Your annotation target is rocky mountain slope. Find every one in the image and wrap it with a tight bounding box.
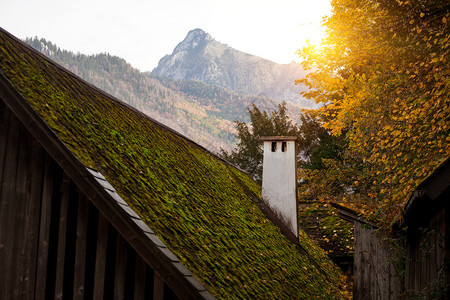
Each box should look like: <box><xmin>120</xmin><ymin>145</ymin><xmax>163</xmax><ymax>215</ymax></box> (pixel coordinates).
<box><xmin>25</xmin><ymin>37</ymin><xmax>300</xmax><ymax>152</ymax></box>
<box><xmin>152</xmin><ymin>29</ymin><xmax>309</xmax><ymax>105</ymax></box>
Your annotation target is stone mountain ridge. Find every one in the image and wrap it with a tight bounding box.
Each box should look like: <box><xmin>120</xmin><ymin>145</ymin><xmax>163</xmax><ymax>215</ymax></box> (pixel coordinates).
<box><xmin>152</xmin><ymin>28</ymin><xmax>309</xmax><ymax>105</ymax></box>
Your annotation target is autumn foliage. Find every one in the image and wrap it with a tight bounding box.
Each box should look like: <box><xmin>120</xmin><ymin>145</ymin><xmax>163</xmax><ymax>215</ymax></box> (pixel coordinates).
<box><xmin>298</xmin><ymin>0</ymin><xmax>449</xmax><ymax>228</ymax></box>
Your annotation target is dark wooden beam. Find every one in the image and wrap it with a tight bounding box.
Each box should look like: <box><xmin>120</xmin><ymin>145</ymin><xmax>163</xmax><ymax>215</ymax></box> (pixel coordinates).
<box><xmin>0</xmin><ymin>106</ymin><xmax>21</xmax><ymax>298</ymax></box>
<box><xmin>73</xmin><ymin>195</ymin><xmax>89</xmax><ymax>299</ymax></box>
<box><xmin>34</xmin><ymin>154</ymin><xmax>55</xmax><ymax>299</ymax></box>
<box><xmin>93</xmin><ymin>213</ymin><xmax>109</xmax><ymax>299</ymax></box>
<box><xmin>114</xmin><ymin>235</ymin><xmax>127</xmax><ymax>299</ymax></box>
<box><xmin>153</xmin><ymin>273</ymin><xmax>164</xmax><ymax>300</ymax></box>
<box><xmin>133</xmin><ymin>255</ymin><xmax>146</xmax><ymax>300</ymax></box>
<box><xmin>54</xmin><ymin>174</ymin><xmax>70</xmax><ymax>299</ymax></box>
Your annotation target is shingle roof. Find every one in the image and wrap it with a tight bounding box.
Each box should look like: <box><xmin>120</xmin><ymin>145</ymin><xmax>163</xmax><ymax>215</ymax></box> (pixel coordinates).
<box><xmin>0</xmin><ymin>27</ymin><xmax>345</xmax><ymax>299</ymax></box>
<box><xmin>298</xmin><ymin>203</ymin><xmax>354</xmax><ymax>258</ymax></box>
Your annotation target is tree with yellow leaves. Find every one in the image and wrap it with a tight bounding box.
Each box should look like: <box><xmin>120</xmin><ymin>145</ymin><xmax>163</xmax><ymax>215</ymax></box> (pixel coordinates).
<box><xmin>298</xmin><ymin>0</ymin><xmax>449</xmax><ymax>227</ymax></box>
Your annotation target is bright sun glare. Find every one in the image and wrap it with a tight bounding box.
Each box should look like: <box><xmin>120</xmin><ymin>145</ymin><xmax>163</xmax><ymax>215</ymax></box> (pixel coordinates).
<box><xmin>284</xmin><ymin>0</ymin><xmax>331</xmax><ymax>63</ymax></box>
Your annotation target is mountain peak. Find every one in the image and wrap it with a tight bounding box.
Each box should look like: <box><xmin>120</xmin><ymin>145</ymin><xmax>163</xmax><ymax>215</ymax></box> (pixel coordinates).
<box><xmin>173</xmin><ymin>28</ymin><xmax>214</xmax><ymax>53</ymax></box>
<box><xmin>153</xmin><ymin>29</ymin><xmax>309</xmax><ymax>104</ymax></box>
<box><xmin>188</xmin><ymin>28</ymin><xmax>207</xmax><ymax>36</ymax></box>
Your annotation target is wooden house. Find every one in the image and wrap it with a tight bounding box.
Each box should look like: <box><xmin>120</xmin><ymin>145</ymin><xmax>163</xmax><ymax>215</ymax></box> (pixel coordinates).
<box><xmin>402</xmin><ymin>158</ymin><xmax>450</xmax><ymax>298</ymax></box>
<box><xmin>0</xmin><ymin>28</ymin><xmax>346</xmax><ymax>299</ymax></box>
<box><xmin>334</xmin><ymin>158</ymin><xmax>450</xmax><ymax>299</ymax></box>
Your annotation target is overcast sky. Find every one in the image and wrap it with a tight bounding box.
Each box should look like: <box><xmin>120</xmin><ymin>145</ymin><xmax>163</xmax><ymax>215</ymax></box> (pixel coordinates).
<box><xmin>1</xmin><ymin>0</ymin><xmax>331</xmax><ymax>72</ymax></box>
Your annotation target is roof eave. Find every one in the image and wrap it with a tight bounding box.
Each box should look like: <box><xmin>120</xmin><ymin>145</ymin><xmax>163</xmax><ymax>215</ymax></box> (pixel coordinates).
<box><xmin>330</xmin><ymin>202</ymin><xmax>378</xmax><ymax>228</ymax></box>
<box><xmin>402</xmin><ymin>158</ymin><xmax>450</xmax><ymax>227</ymax></box>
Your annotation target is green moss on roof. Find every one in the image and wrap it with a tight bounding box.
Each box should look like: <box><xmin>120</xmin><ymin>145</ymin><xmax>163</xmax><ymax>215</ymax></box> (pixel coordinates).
<box><xmin>298</xmin><ymin>203</ymin><xmax>354</xmax><ymax>258</ymax></box>
<box><xmin>0</xmin><ymin>29</ymin><xmax>346</xmax><ymax>299</ymax></box>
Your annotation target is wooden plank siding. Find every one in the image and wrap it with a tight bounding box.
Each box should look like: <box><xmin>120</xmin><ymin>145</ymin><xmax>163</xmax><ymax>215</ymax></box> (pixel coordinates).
<box><xmin>405</xmin><ymin>207</ymin><xmax>449</xmax><ymax>298</ymax></box>
<box><xmin>0</xmin><ymin>99</ymin><xmax>179</xmax><ymax>299</ymax></box>
<box><xmin>353</xmin><ymin>222</ymin><xmax>402</xmax><ymax>299</ymax></box>
<box><xmin>401</xmin><ymin>159</ymin><xmax>450</xmax><ymax>299</ymax></box>
<box><xmin>335</xmin><ymin>159</ymin><xmax>450</xmax><ymax>299</ymax></box>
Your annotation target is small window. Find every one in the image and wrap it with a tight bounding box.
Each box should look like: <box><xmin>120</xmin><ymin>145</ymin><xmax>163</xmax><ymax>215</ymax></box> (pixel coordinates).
<box><xmin>282</xmin><ymin>141</ymin><xmax>287</xmax><ymax>152</ymax></box>
<box><xmin>271</xmin><ymin>141</ymin><xmax>277</xmax><ymax>152</ymax></box>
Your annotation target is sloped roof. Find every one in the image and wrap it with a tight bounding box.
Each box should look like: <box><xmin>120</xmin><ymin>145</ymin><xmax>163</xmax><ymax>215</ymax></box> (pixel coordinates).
<box><xmin>331</xmin><ymin>202</ymin><xmax>378</xmax><ymax>228</ymax></box>
<box><xmin>332</xmin><ymin>158</ymin><xmax>450</xmax><ymax>230</ymax></box>
<box><xmin>298</xmin><ymin>203</ymin><xmax>354</xmax><ymax>259</ymax></box>
<box><xmin>403</xmin><ymin>158</ymin><xmax>450</xmax><ymax>225</ymax></box>
<box><xmin>0</xmin><ymin>28</ymin><xmax>345</xmax><ymax>299</ymax></box>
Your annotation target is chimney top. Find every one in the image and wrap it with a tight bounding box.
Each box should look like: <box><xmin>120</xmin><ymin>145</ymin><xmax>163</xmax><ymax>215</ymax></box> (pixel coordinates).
<box><xmin>260</xmin><ymin>136</ymin><xmax>297</xmax><ymax>141</ymax></box>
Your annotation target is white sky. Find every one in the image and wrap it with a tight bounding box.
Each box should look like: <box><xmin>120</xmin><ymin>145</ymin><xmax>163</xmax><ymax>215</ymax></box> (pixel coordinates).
<box><xmin>1</xmin><ymin>0</ymin><xmax>331</xmax><ymax>72</ymax></box>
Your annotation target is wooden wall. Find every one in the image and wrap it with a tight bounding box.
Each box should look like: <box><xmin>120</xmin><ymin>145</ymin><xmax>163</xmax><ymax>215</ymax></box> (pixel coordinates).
<box><xmin>0</xmin><ymin>98</ymin><xmax>178</xmax><ymax>299</ymax></box>
<box><xmin>405</xmin><ymin>206</ymin><xmax>449</xmax><ymax>298</ymax></box>
<box><xmin>353</xmin><ymin>222</ymin><xmax>402</xmax><ymax>299</ymax></box>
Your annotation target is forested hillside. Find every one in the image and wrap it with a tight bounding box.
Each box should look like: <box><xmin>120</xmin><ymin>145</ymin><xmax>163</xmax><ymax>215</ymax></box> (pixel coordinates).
<box><xmin>25</xmin><ymin>37</ymin><xmax>300</xmax><ymax>152</ymax></box>
<box><xmin>148</xmin><ymin>74</ymin><xmax>302</xmax><ymax>121</ymax></box>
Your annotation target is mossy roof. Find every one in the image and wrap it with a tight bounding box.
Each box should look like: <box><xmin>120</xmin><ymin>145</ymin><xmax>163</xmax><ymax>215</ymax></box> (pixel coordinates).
<box><xmin>298</xmin><ymin>203</ymin><xmax>354</xmax><ymax>259</ymax></box>
<box><xmin>0</xmin><ymin>28</ymin><xmax>346</xmax><ymax>299</ymax></box>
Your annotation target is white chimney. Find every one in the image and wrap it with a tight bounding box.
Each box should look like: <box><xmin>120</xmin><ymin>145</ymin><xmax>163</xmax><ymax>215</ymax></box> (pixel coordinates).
<box><xmin>261</xmin><ymin>136</ymin><xmax>298</xmax><ymax>237</ymax></box>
